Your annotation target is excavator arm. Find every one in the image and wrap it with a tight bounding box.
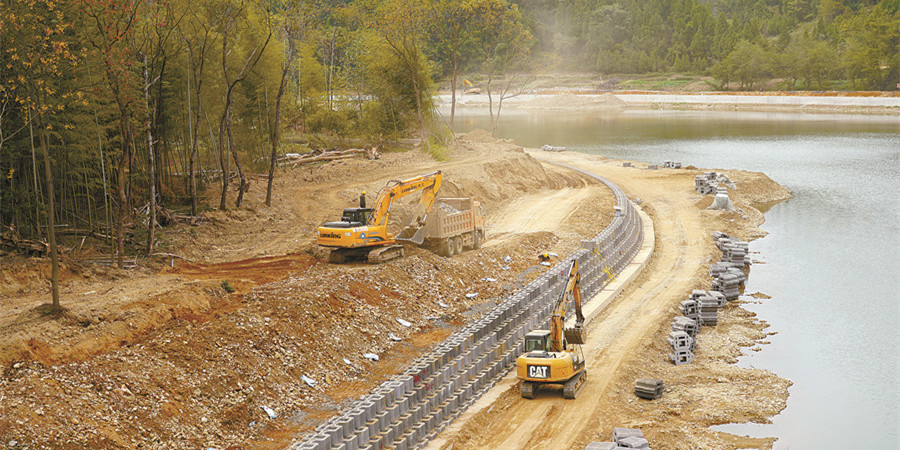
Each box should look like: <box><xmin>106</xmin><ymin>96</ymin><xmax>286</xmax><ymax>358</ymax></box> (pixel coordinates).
<box><xmin>550</xmin><ymin>260</ymin><xmax>586</xmax><ymax>352</ymax></box>
<box><xmin>369</xmin><ymin>170</ymin><xmax>442</xmax><ymax>244</ymax></box>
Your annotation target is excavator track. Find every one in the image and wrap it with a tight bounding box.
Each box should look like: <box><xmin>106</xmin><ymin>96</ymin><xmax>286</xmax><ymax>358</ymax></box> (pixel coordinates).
<box><xmin>562</xmin><ymin>369</ymin><xmax>587</xmax><ymax>399</ymax></box>
<box><xmin>520</xmin><ymin>381</ymin><xmax>537</xmax><ymax>399</ymax></box>
<box><xmin>367</xmin><ymin>245</ymin><xmax>405</xmax><ymax>264</ymax></box>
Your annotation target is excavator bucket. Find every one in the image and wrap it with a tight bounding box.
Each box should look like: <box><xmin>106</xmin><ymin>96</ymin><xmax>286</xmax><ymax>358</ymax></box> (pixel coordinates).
<box><xmin>396</xmin><ymin>225</ymin><xmax>426</xmax><ymax>245</ymax></box>
<box><xmin>564</xmin><ymin>325</ymin><xmax>586</xmax><ymax>345</ymax></box>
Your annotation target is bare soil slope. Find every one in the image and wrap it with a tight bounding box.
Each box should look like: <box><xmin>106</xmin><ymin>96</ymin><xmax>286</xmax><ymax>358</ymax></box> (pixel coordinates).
<box><xmin>0</xmin><ymin>133</ymin><xmax>615</xmax><ymax>448</ymax></box>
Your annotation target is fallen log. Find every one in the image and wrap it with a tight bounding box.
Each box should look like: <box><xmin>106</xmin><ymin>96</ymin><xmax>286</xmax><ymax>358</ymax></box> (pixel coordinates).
<box><xmin>277</xmin><ymin>145</ymin><xmax>382</xmax><ymax>167</ymax></box>
<box><xmin>0</xmin><ymin>231</ymin><xmax>49</xmax><ymax>255</ymax></box>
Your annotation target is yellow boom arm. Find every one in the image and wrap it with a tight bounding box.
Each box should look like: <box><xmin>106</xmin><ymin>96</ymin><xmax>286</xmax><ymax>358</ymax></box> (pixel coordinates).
<box><xmin>369</xmin><ymin>170</ymin><xmax>442</xmax><ymax>228</ymax></box>
<box><xmin>550</xmin><ymin>260</ymin><xmax>586</xmax><ymax>352</ymax></box>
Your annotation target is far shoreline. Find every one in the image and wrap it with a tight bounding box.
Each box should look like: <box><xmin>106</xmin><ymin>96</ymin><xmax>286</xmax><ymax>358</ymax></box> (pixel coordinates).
<box><xmin>438</xmin><ymin>91</ymin><xmax>900</xmax><ymax>115</ymax></box>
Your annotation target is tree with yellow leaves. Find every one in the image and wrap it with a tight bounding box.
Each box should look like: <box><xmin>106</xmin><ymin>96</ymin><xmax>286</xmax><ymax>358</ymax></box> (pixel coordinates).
<box><xmin>0</xmin><ymin>0</ymin><xmax>82</xmax><ymax>311</ymax></box>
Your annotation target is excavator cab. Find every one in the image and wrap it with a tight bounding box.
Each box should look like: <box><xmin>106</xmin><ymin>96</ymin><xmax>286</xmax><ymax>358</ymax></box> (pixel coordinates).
<box><xmin>524</xmin><ymin>330</ymin><xmax>552</xmax><ymax>353</ymax></box>
<box><xmin>340</xmin><ymin>208</ymin><xmax>372</xmax><ymax>226</ymax></box>
<box><xmin>323</xmin><ymin>208</ymin><xmax>373</xmax><ymax>228</ymax></box>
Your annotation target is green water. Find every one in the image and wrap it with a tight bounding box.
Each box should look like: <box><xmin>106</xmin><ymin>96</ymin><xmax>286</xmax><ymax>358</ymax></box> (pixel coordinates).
<box><xmin>451</xmin><ymin>108</ymin><xmax>900</xmax><ymax>449</ymax></box>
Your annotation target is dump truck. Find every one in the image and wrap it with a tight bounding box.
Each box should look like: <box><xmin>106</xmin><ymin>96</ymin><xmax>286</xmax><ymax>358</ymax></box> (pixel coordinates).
<box><xmin>422</xmin><ymin>198</ymin><xmax>485</xmax><ymax>257</ymax></box>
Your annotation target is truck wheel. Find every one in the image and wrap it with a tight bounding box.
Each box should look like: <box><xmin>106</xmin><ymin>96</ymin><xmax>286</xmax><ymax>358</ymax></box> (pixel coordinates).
<box><xmin>453</xmin><ymin>236</ymin><xmax>463</xmax><ymax>255</ymax></box>
<box><xmin>473</xmin><ymin>230</ymin><xmax>482</xmax><ymax>249</ymax></box>
<box><xmin>440</xmin><ymin>238</ymin><xmax>452</xmax><ymax>257</ymax></box>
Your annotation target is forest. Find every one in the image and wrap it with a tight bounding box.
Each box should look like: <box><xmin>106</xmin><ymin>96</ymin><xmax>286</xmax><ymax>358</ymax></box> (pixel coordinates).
<box><xmin>0</xmin><ymin>0</ymin><xmax>897</xmax><ymax>309</ymax></box>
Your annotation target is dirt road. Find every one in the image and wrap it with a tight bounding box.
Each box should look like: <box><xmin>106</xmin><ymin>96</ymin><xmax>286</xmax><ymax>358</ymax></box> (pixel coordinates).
<box><xmin>429</xmin><ymin>153</ymin><xmax>782</xmax><ymax>449</ymax></box>
<box><xmin>487</xmin><ymin>186</ymin><xmax>601</xmax><ymax>241</ymax></box>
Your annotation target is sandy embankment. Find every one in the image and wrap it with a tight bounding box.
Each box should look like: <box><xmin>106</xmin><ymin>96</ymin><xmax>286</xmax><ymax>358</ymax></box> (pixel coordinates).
<box><xmin>442</xmin><ymin>91</ymin><xmax>900</xmax><ymax>114</ymax></box>
<box><xmin>431</xmin><ymin>149</ymin><xmax>795</xmax><ymax>450</ymax></box>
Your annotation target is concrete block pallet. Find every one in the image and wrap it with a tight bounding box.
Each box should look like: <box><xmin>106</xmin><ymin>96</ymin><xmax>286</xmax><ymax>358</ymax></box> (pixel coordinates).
<box><xmin>291</xmin><ymin>165</ymin><xmax>645</xmax><ymax>450</ymax></box>
<box><xmin>695</xmin><ymin>171</ymin><xmax>718</xmax><ymax>195</ymax></box>
<box><xmin>634</xmin><ymin>378</ymin><xmax>664</xmax><ymax>400</ymax></box>
<box><xmin>585</xmin><ymin>426</ymin><xmax>651</xmax><ymax>450</ymax></box>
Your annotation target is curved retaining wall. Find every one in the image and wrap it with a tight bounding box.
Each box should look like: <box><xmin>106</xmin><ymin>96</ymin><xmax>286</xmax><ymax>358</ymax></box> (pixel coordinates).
<box><xmin>292</xmin><ymin>163</ymin><xmax>643</xmax><ymax>450</ymax></box>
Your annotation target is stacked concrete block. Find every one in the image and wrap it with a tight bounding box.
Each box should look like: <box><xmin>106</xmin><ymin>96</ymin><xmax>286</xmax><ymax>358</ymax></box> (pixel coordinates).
<box><xmin>717</xmin><ymin>237</ymin><xmax>751</xmax><ymax>267</ymax></box>
<box><xmin>726</xmin><ymin>267</ymin><xmax>746</xmax><ymax>286</ymax></box>
<box><xmin>711</xmin><ymin>273</ymin><xmax>741</xmax><ymax>301</ymax></box>
<box><xmin>698</xmin><ymin>295</ymin><xmax>720</xmax><ymax>326</ymax></box>
<box><xmin>678</xmin><ymin>299</ymin><xmax>699</xmax><ymax>321</ymax></box>
<box><xmin>667</xmin><ymin>328</ymin><xmax>695</xmax><ymax>365</ymax></box>
<box><xmin>709</xmin><ymin>262</ymin><xmax>731</xmax><ymax>277</ymax></box>
<box><xmin>662</xmin><ymin>160</ymin><xmax>682</xmax><ymax>169</ymax></box>
<box><xmin>634</xmin><ymin>378</ymin><xmax>664</xmax><ymax>400</ymax></box>
<box><xmin>585</xmin><ymin>443</ymin><xmax>618</xmax><ymax>450</ymax></box>
<box><xmin>618</xmin><ymin>436</ymin><xmax>650</xmax><ymax>449</ymax></box>
<box><xmin>669</xmin><ymin>348</ymin><xmax>694</xmax><ymax>365</ymax></box>
<box><xmin>671</xmin><ymin>316</ymin><xmax>698</xmax><ymax>337</ymax></box>
<box><xmin>667</xmin><ymin>330</ymin><xmax>695</xmax><ymax>351</ymax></box>
<box><xmin>695</xmin><ymin>172</ymin><xmax>718</xmax><ymax>195</ymax></box>
<box><xmin>612</xmin><ymin>428</ymin><xmax>643</xmax><ymax>443</ymax></box>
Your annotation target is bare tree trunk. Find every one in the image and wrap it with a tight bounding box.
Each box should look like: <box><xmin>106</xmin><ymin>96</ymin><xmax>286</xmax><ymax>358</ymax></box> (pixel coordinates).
<box><xmin>28</xmin><ymin>113</ymin><xmax>41</xmax><ymax>237</ymax></box>
<box><xmin>116</xmin><ymin>114</ymin><xmax>130</xmax><ymax>268</ymax></box>
<box><xmin>218</xmin><ymin>97</ymin><xmax>230</xmax><ymax>210</ymax></box>
<box><xmin>142</xmin><ymin>53</ymin><xmax>158</xmax><ymax>256</ymax></box>
<box><xmin>37</xmin><ymin>120</ymin><xmax>60</xmax><ymax>310</ymax></box>
<box><xmin>450</xmin><ymin>56</ymin><xmax>458</xmax><ymax>128</ymax></box>
<box><xmin>189</xmin><ymin>49</ymin><xmax>205</xmax><ymax>217</ymax></box>
<box><xmin>486</xmin><ymin>72</ymin><xmax>496</xmax><ymax>135</ymax></box>
<box><xmin>227</xmin><ymin>105</ymin><xmax>246</xmax><ymax>207</ymax></box>
<box><xmin>267</xmin><ymin>41</ymin><xmax>294</xmax><ymax>207</ymax></box>
<box><xmin>217</xmin><ymin>7</ymin><xmax>271</xmax><ymax>209</ymax></box>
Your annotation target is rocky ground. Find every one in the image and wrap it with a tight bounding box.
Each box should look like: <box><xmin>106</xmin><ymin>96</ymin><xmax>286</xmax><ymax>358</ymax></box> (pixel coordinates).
<box><xmin>0</xmin><ymin>132</ymin><xmax>614</xmax><ymax>448</ymax></box>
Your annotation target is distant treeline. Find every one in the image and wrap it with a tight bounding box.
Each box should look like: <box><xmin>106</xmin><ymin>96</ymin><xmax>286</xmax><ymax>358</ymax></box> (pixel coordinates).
<box><xmin>0</xmin><ymin>0</ymin><xmax>896</xmax><ymax>283</ymax></box>
<box><xmin>515</xmin><ymin>0</ymin><xmax>899</xmax><ymax>90</ymax></box>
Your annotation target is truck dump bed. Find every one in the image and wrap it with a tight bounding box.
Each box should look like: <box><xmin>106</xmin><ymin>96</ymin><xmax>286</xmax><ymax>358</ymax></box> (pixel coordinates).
<box><xmin>424</xmin><ymin>198</ymin><xmax>477</xmax><ymax>240</ymax></box>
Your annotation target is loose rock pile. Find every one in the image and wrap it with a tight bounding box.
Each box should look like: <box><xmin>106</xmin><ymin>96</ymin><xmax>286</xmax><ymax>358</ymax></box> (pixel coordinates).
<box><xmin>585</xmin><ymin>427</ymin><xmax>651</xmax><ymax>449</ymax></box>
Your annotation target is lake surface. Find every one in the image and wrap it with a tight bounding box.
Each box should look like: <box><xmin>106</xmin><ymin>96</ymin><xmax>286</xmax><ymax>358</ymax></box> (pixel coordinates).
<box><xmin>450</xmin><ymin>108</ymin><xmax>900</xmax><ymax>449</ymax></box>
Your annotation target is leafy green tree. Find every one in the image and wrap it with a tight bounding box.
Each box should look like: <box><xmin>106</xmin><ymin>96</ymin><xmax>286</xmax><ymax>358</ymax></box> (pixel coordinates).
<box><xmin>839</xmin><ymin>4</ymin><xmax>900</xmax><ymax>89</ymax></box>
<box><xmin>1</xmin><ymin>0</ymin><xmax>82</xmax><ymax>310</ymax></box>
<box><xmin>367</xmin><ymin>0</ymin><xmax>434</xmax><ymax>145</ymax></box>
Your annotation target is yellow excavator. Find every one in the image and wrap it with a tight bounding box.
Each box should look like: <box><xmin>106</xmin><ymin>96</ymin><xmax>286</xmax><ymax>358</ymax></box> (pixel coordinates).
<box><xmin>316</xmin><ymin>171</ymin><xmax>442</xmax><ymax>263</ymax></box>
<box><xmin>516</xmin><ymin>259</ymin><xmax>588</xmax><ymax>399</ymax></box>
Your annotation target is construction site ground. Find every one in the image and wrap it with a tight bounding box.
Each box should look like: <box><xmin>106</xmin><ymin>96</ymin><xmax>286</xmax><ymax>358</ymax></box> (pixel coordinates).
<box><xmin>0</xmin><ymin>130</ymin><xmax>792</xmax><ymax>449</ymax></box>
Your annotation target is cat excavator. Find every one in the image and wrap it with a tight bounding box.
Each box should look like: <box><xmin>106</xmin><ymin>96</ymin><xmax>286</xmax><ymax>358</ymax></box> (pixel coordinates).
<box><xmin>516</xmin><ymin>259</ymin><xmax>588</xmax><ymax>399</ymax></box>
<box><xmin>316</xmin><ymin>171</ymin><xmax>441</xmax><ymax>263</ymax></box>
